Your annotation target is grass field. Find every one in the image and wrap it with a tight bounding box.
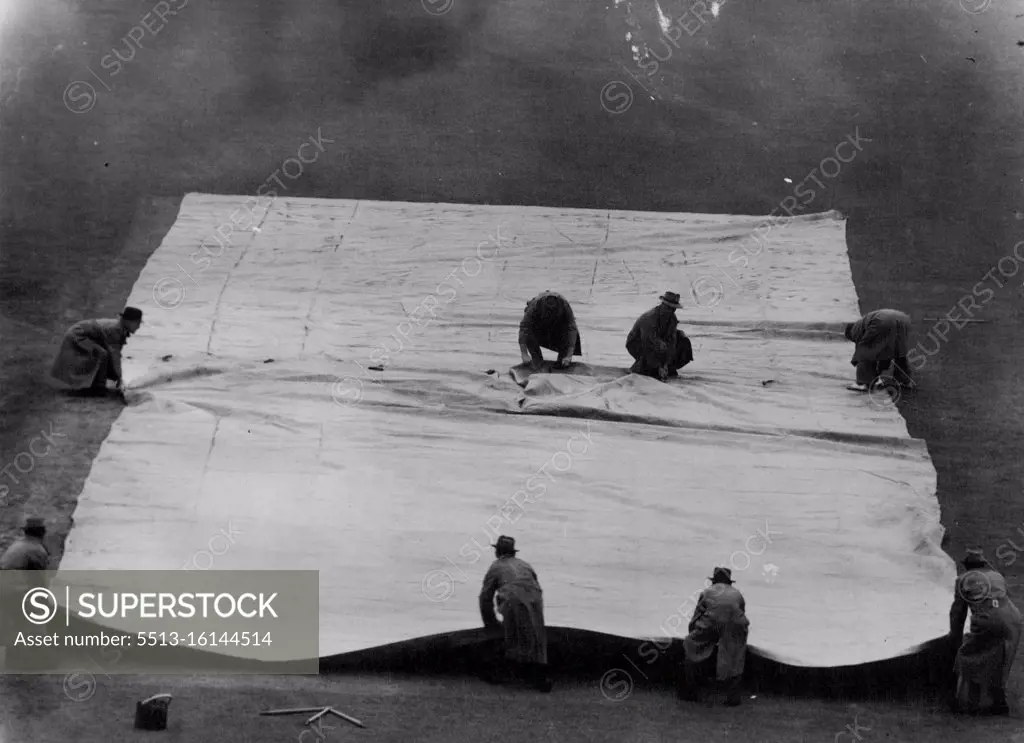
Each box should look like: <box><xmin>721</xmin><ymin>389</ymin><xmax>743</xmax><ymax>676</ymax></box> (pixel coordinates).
<box><xmin>3</xmin><ymin>0</ymin><xmax>1024</xmax><ymax>740</ymax></box>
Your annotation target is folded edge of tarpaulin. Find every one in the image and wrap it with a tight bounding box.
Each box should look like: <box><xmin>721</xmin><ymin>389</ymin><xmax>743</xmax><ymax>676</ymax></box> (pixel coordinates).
<box><xmin>79</xmin><ymin>355</ymin><xmax>955</xmax><ymax>667</ymax></box>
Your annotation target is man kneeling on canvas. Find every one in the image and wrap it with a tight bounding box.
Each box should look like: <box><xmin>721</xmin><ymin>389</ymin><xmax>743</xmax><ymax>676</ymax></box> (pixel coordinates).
<box><xmin>626</xmin><ymin>291</ymin><xmax>693</xmax><ymax>381</ymax></box>
<box><xmin>677</xmin><ymin>567</ymin><xmax>748</xmax><ymax>706</ymax></box>
<box><xmin>519</xmin><ymin>291</ymin><xmax>582</xmax><ymax>371</ymax></box>
<box><xmin>844</xmin><ymin>308</ymin><xmax>914</xmax><ymax>392</ymax></box>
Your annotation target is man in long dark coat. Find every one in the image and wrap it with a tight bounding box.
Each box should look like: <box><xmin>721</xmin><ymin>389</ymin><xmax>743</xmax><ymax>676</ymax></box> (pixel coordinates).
<box><xmin>948</xmin><ymin>548</ymin><xmax>1023</xmax><ymax>715</ymax></box>
<box><xmin>519</xmin><ymin>291</ymin><xmax>582</xmax><ymax>370</ymax></box>
<box><xmin>626</xmin><ymin>291</ymin><xmax>693</xmax><ymax>381</ymax></box>
<box><xmin>678</xmin><ymin>567</ymin><xmax>749</xmax><ymax>706</ymax></box>
<box><xmin>47</xmin><ymin>307</ymin><xmax>143</xmax><ymax>396</ymax></box>
<box><xmin>479</xmin><ymin>535</ymin><xmax>552</xmax><ymax>692</ymax></box>
<box><xmin>844</xmin><ymin>308</ymin><xmax>913</xmax><ymax>392</ymax></box>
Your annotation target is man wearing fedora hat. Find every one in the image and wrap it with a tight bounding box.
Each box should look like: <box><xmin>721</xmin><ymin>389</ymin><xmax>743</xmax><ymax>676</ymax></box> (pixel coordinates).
<box><xmin>48</xmin><ymin>307</ymin><xmax>143</xmax><ymax>397</ymax></box>
<box><xmin>518</xmin><ymin>291</ymin><xmax>582</xmax><ymax>371</ymax></box>
<box><xmin>626</xmin><ymin>292</ymin><xmax>694</xmax><ymax>382</ymax></box>
<box><xmin>678</xmin><ymin>567</ymin><xmax>749</xmax><ymax>706</ymax></box>
<box><xmin>478</xmin><ymin>535</ymin><xmax>552</xmax><ymax>692</ymax></box>
<box><xmin>843</xmin><ymin>308</ymin><xmax>914</xmax><ymax>393</ymax></box>
<box><xmin>948</xmin><ymin>548</ymin><xmax>1022</xmax><ymax>715</ymax></box>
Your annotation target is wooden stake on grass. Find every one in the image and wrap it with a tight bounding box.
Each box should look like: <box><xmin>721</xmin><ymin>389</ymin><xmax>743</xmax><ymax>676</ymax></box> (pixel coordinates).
<box><xmin>326</xmin><ymin>708</ymin><xmax>366</xmax><ymax>729</ymax></box>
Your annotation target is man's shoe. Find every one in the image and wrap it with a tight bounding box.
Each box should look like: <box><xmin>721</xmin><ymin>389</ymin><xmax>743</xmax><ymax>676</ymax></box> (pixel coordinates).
<box><xmin>722</xmin><ymin>678</ymin><xmax>742</xmax><ymax>706</ymax></box>
<box><xmin>480</xmin><ymin>663</ymin><xmax>508</xmax><ymax>685</ymax></box>
<box><xmin>676</xmin><ymin>681</ymin><xmax>700</xmax><ymax>702</ymax></box>
<box><xmin>846</xmin><ymin>383</ymin><xmax>868</xmax><ymax>392</ymax></box>
<box><xmin>72</xmin><ymin>387</ymin><xmax>107</xmax><ymax>398</ymax></box>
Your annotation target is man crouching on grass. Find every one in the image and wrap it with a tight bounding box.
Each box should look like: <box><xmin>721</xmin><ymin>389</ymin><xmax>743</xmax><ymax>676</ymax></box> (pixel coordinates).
<box><xmin>478</xmin><ymin>536</ymin><xmax>553</xmax><ymax>692</ymax></box>
<box><xmin>47</xmin><ymin>306</ymin><xmax>143</xmax><ymax>398</ymax></box>
<box><xmin>844</xmin><ymin>308</ymin><xmax>915</xmax><ymax>393</ymax></box>
<box><xmin>0</xmin><ymin>516</ymin><xmax>51</xmax><ymax>670</ymax></box>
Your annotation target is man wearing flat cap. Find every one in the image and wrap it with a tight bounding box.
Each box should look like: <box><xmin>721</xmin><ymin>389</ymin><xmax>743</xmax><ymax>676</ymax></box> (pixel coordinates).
<box><xmin>948</xmin><ymin>548</ymin><xmax>1022</xmax><ymax>715</ymax></box>
<box><xmin>678</xmin><ymin>567</ymin><xmax>749</xmax><ymax>706</ymax></box>
<box><xmin>626</xmin><ymin>292</ymin><xmax>694</xmax><ymax>382</ymax></box>
<box><xmin>0</xmin><ymin>516</ymin><xmax>49</xmax><ymax>570</ymax></box>
<box><xmin>47</xmin><ymin>306</ymin><xmax>143</xmax><ymax>397</ymax></box>
<box><xmin>843</xmin><ymin>308</ymin><xmax>914</xmax><ymax>392</ymax></box>
<box><xmin>478</xmin><ymin>535</ymin><xmax>552</xmax><ymax>692</ymax></box>
<box><xmin>0</xmin><ymin>516</ymin><xmax>51</xmax><ymax>669</ymax></box>
<box><xmin>518</xmin><ymin>291</ymin><xmax>582</xmax><ymax>371</ymax></box>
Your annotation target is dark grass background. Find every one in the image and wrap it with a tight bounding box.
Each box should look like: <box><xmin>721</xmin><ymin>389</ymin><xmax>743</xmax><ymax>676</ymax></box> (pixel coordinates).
<box><xmin>2</xmin><ymin>0</ymin><xmax>1024</xmax><ymax>739</ymax></box>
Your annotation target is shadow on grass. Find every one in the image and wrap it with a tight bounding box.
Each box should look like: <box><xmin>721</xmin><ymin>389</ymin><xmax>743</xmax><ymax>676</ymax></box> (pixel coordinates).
<box><xmin>320</xmin><ymin>627</ymin><xmax>957</xmax><ymax>705</ymax></box>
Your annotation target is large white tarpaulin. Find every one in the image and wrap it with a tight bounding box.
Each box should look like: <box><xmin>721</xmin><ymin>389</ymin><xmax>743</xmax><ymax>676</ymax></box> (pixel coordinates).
<box><xmin>59</xmin><ymin>195</ymin><xmax>955</xmax><ymax>666</ymax></box>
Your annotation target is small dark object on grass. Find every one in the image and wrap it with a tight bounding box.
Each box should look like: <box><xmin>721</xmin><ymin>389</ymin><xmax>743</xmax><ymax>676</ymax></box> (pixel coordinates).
<box><xmin>135</xmin><ymin>693</ymin><xmax>172</xmax><ymax>731</ymax></box>
<box><xmin>161</xmin><ymin>354</ymin><xmax>173</xmax><ymax>361</ymax></box>
<box><xmin>368</xmin><ymin>365</ymin><xmax>384</xmax><ymax>372</ymax></box>
<box><xmin>485</xmin><ymin>369</ymin><xmax>496</xmax><ymax>374</ymax></box>
<box><xmin>263</xmin><ymin>358</ymin><xmax>274</xmax><ymax>363</ymax></box>
<box><xmin>761</xmin><ymin>379</ymin><xmax>775</xmax><ymax>386</ymax></box>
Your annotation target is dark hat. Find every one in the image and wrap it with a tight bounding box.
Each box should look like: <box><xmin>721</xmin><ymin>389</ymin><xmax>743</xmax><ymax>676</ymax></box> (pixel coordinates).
<box><xmin>709</xmin><ymin>566</ymin><xmax>734</xmax><ymax>584</ymax></box>
<box><xmin>659</xmin><ymin>292</ymin><xmax>682</xmax><ymax>309</ymax></box>
<box><xmin>121</xmin><ymin>306</ymin><xmax>143</xmax><ymax>323</ymax></box>
<box><xmin>24</xmin><ymin>516</ymin><xmax>46</xmax><ymax>531</ymax></box>
<box><xmin>492</xmin><ymin>535</ymin><xmax>518</xmax><ymax>555</ymax></box>
<box><xmin>962</xmin><ymin>548</ymin><xmax>989</xmax><ymax>569</ymax></box>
